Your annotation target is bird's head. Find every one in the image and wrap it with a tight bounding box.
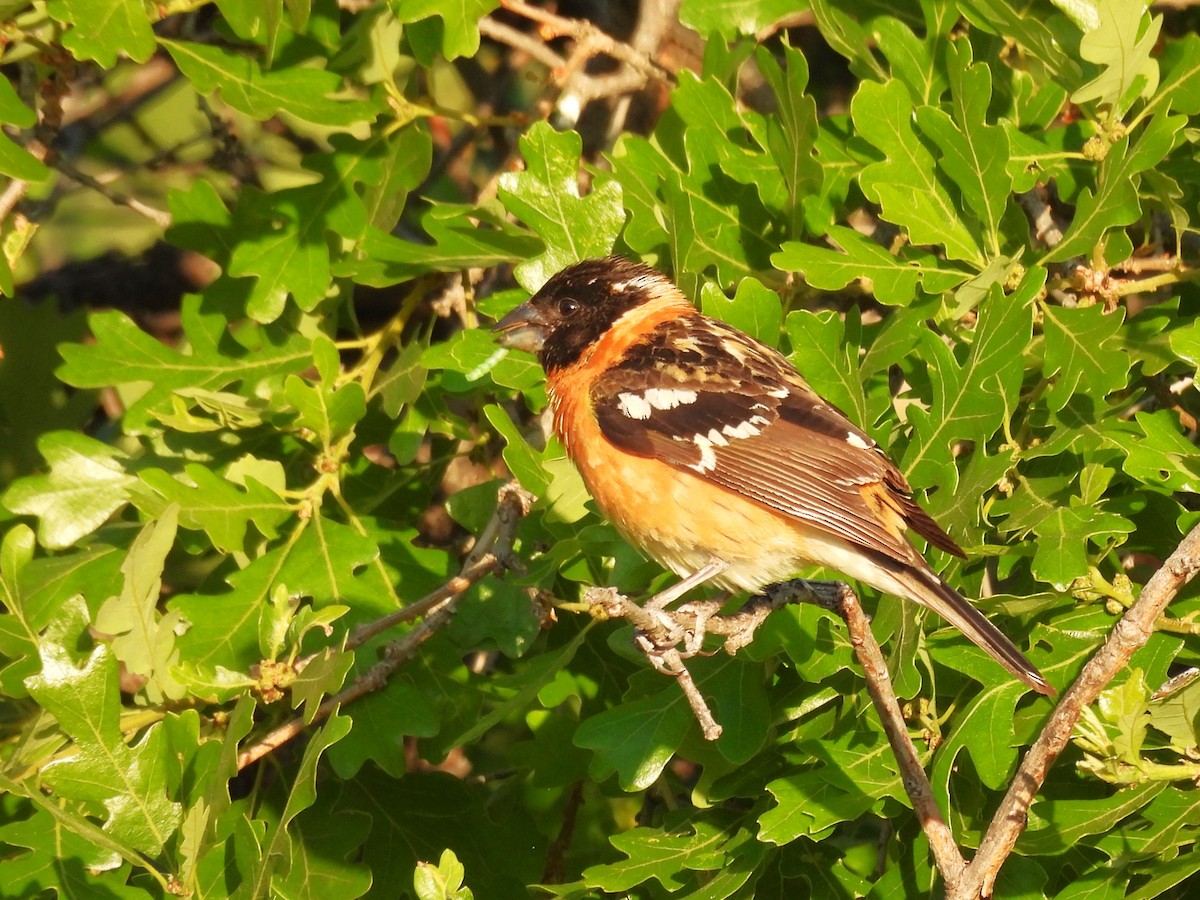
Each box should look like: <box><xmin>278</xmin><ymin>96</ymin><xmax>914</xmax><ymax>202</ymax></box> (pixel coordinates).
<box><xmin>493</xmin><ymin>257</ymin><xmax>690</xmax><ymax>372</ymax></box>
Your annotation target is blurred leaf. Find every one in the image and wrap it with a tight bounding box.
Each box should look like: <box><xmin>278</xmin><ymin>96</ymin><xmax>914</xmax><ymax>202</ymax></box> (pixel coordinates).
<box><xmin>391</xmin><ymin>0</ymin><xmax>498</xmax><ymax>59</ymax></box>
<box><xmin>162</xmin><ymin>39</ymin><xmax>378</xmax><ymax>127</ymax></box>
<box><xmin>45</xmin><ymin>0</ymin><xmax>155</xmax><ymax>67</ymax></box>
<box><xmin>680</xmin><ymin>0</ymin><xmax>802</xmax><ymax>38</ymax></box>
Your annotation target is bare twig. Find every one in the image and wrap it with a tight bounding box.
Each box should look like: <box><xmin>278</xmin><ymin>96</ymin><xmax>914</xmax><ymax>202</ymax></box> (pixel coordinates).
<box><xmin>236</xmin><ymin>482</ymin><xmax>534</xmax><ymax>770</ymax></box>
<box><xmin>955</xmin><ymin>521</ymin><xmax>1200</xmax><ymax>899</ymax></box>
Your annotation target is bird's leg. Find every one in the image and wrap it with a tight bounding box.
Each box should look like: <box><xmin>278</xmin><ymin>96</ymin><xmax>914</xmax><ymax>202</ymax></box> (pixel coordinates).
<box><xmin>637</xmin><ymin>559</ymin><xmax>729</xmax><ymax>658</ymax></box>
<box><xmin>644</xmin><ymin>558</ymin><xmax>729</xmax><ymax>611</ymax></box>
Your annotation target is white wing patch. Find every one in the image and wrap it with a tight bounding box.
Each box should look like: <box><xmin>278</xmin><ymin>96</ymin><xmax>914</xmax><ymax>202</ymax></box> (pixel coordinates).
<box><xmin>846</xmin><ymin>430</ymin><xmax>874</xmax><ymax>450</ymax></box>
<box><xmin>686</xmin><ymin>414</ymin><xmax>771</xmax><ymax>473</ymax></box>
<box><xmin>617</xmin><ymin>387</ymin><xmax>699</xmax><ymax>420</ymax></box>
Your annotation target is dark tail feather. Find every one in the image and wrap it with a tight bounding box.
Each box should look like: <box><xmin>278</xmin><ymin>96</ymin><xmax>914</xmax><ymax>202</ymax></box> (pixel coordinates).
<box><xmin>904</xmin><ymin>567</ymin><xmax>1056</xmax><ymax>697</ymax></box>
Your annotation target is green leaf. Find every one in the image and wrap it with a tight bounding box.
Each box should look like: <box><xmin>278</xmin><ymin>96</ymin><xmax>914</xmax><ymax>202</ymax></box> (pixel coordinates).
<box><xmin>94</xmin><ymin>509</ymin><xmax>185</xmax><ymax>703</ymax></box>
<box><xmin>854</xmin><ymin>79</ymin><xmax>982</xmax><ymax>264</ymax></box>
<box><xmin>483</xmin><ymin>404</ymin><xmax>549</xmax><ymax>496</ymax></box>
<box><xmin>351</xmin><ymin>213</ymin><xmax>542</xmax><ymax>286</ymax></box>
<box><xmin>1041</xmin><ymin>112</ymin><xmax>1180</xmax><ymax>263</ymax></box>
<box><xmin>414</xmin><ymin>848</ymin><xmax>474</xmax><ymax>900</ymax></box>
<box><xmin>1139</xmin><ymin>33</ymin><xmax>1200</xmax><ymax>119</ymax></box>
<box><xmin>227</xmin><ymin>137</ymin><xmax>389</xmax><ymax>321</ymax></box>
<box><xmin>808</xmin><ymin>0</ymin><xmax>887</xmax><ymax>81</ymax></box>
<box><xmin>56</xmin><ymin>298</ymin><xmax>315</xmax><ymax>433</ymax></box>
<box><xmin>903</xmin><ymin>268</ymin><xmax>1042</xmax><ymax>490</ymax></box>
<box><xmin>786</xmin><ymin>307</ymin><xmax>870</xmax><ymax>429</ymax></box>
<box><xmin>1041</xmin><ymin>304</ymin><xmax>1129</xmax><ymax>411</ymax></box>
<box><xmin>775</xmin><ymin>225</ymin><xmax>970</xmax><ymax>305</ymax></box>
<box><xmin>283</xmin><ymin>337</ymin><xmax>368</xmax><ymax>447</ymax></box>
<box><xmin>251</xmin><ymin>713</ymin><xmax>352</xmax><ymax>898</ymax></box>
<box><xmin>25</xmin><ymin>602</ymin><xmax>183</xmax><ymax>856</ymax></box>
<box><xmin>754</xmin><ymin>42</ymin><xmax>823</xmax><ymax>235</ymax></box>
<box><xmin>760</xmin><ymin>721</ymin><xmax>904</xmax><ymax>843</ymax></box>
<box><xmin>2</xmin><ymin>431</ymin><xmax>135</xmax><ymax>549</ymax></box>
<box><xmin>996</xmin><ymin>475</ymin><xmax>1134</xmax><ymax>586</ymax></box>
<box><xmin>580</xmin><ymin>814</ymin><xmax>759</xmax><ymax>893</ymax></box>
<box><xmin>135</xmin><ymin>465</ymin><xmax>290</xmax><ymax>553</ymax></box>
<box><xmin>498</xmin><ymin>122</ymin><xmax>625</xmax><ymax>290</ymax></box>
<box><xmin>574</xmin><ymin>692</ymin><xmax>692</xmax><ymax>791</ymax></box>
<box><xmin>699</xmin><ymin>276</ymin><xmax>782</xmax><ymax>345</ymax></box>
<box><xmin>914</xmin><ymin>41</ymin><xmax>1012</xmax><ymax>256</ymax></box>
<box><xmin>0</xmin><ymin>131</ymin><xmax>49</xmax><ymax>180</ymax></box>
<box><xmin>606</xmin><ymin>135</ymin><xmax>673</xmax><ymax>253</ymax></box>
<box><xmin>161</xmin><ymin>39</ymin><xmax>378</xmax><ymax>128</ymax></box>
<box><xmin>1111</xmin><ymin>411</ymin><xmax>1200</xmax><ymax>493</ymax></box>
<box><xmin>958</xmin><ymin>0</ymin><xmax>1082</xmax><ymax>85</ymax></box>
<box><xmin>390</xmin><ymin>0</ymin><xmax>498</xmax><ymax>59</ymax></box>
<box><xmin>660</xmin><ymin>129</ymin><xmax>778</xmax><ymax>287</ymax></box>
<box><xmin>45</xmin><ymin>0</ymin><xmax>156</xmax><ymax>68</ymax></box>
<box><xmin>291</xmin><ymin>647</ymin><xmax>355</xmax><ymax>724</ymax></box>
<box><xmin>0</xmin><ymin>809</ymin><xmax>154</xmax><ymax>893</ymax></box>
<box><xmin>1070</xmin><ymin>0</ymin><xmax>1161</xmax><ymax>115</ymax></box>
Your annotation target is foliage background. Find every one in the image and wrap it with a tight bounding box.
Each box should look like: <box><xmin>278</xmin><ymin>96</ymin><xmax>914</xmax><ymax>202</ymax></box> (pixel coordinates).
<box><xmin>2</xmin><ymin>0</ymin><xmax>1200</xmax><ymax>897</ymax></box>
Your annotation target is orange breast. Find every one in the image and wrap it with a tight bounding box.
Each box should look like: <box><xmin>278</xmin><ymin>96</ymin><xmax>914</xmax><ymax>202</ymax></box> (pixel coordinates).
<box><xmin>546</xmin><ymin>367</ymin><xmax>811</xmax><ymax>593</ymax></box>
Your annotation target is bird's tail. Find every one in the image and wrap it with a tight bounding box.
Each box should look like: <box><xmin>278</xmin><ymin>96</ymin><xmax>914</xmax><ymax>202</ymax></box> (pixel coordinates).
<box><xmin>898</xmin><ymin>564</ymin><xmax>1055</xmax><ymax>697</ymax></box>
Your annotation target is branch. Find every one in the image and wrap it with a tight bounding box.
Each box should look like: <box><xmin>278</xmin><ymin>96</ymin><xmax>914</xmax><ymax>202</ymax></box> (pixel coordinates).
<box><xmin>955</xmin><ymin>520</ymin><xmax>1200</xmax><ymax>899</ymax></box>
<box><xmin>236</xmin><ymin>482</ymin><xmax>534</xmax><ymax>770</ymax></box>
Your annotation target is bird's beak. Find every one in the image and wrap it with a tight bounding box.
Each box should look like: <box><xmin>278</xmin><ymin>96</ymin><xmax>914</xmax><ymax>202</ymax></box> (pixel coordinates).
<box><xmin>492</xmin><ymin>302</ymin><xmax>549</xmax><ymax>354</ymax></box>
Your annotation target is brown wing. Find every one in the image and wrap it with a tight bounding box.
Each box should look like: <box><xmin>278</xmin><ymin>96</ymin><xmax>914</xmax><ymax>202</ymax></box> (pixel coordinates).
<box><xmin>592</xmin><ymin>316</ymin><xmax>965</xmax><ymax>563</ymax></box>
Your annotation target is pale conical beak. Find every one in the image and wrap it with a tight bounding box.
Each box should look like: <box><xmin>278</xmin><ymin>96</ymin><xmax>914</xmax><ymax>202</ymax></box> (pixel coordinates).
<box><xmin>492</xmin><ymin>303</ymin><xmax>549</xmax><ymax>354</ymax></box>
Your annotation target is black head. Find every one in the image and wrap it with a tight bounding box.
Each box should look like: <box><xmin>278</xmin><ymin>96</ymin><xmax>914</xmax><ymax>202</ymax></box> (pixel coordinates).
<box><xmin>493</xmin><ymin>257</ymin><xmax>674</xmax><ymax>372</ymax></box>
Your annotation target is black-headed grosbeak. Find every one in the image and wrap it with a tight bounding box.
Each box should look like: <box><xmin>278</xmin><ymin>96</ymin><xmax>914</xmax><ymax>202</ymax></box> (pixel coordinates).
<box><xmin>494</xmin><ymin>257</ymin><xmax>1053</xmax><ymax>697</ymax></box>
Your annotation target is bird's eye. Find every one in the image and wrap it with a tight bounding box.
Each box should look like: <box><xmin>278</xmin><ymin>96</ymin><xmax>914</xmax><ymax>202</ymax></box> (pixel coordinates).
<box><xmin>557</xmin><ymin>297</ymin><xmax>581</xmax><ymax>316</ymax></box>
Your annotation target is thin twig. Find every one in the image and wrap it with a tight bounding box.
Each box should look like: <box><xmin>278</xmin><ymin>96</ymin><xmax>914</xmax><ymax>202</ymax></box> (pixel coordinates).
<box><xmin>236</xmin><ymin>482</ymin><xmax>534</xmax><ymax>770</ymax></box>
<box><xmin>955</xmin><ymin>521</ymin><xmax>1200</xmax><ymax>899</ymax></box>
<box><xmin>53</xmin><ymin>157</ymin><xmax>172</xmax><ymax>228</ymax></box>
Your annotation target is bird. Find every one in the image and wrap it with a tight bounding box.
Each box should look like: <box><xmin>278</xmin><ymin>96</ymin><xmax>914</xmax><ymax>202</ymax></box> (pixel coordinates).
<box><xmin>493</xmin><ymin>256</ymin><xmax>1054</xmax><ymax>697</ymax></box>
